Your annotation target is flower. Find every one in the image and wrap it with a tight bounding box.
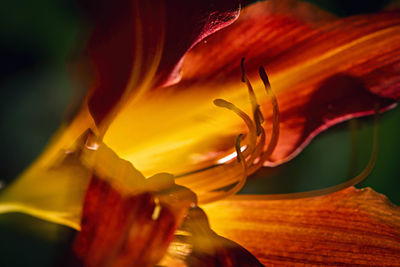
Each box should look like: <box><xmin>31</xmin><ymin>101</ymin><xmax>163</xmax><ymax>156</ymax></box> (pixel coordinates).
<box><xmin>1</xmin><ymin>0</ymin><xmax>400</xmax><ymax>266</ymax></box>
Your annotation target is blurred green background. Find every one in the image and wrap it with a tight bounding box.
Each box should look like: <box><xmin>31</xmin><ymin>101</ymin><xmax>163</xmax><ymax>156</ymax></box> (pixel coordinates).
<box><xmin>0</xmin><ymin>0</ymin><xmax>399</xmax><ymax>266</ymax></box>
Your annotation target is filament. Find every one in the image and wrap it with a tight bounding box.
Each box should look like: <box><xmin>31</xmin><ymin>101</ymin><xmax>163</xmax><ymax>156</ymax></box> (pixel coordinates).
<box><xmin>233</xmin><ymin>106</ymin><xmax>379</xmax><ymax>201</ymax></box>
<box><xmin>213</xmin><ymin>99</ymin><xmax>257</xmax><ymax>158</ymax></box>
<box><xmin>259</xmin><ymin>66</ymin><xmax>280</xmax><ymax>161</ymax></box>
<box><xmin>241</xmin><ymin>58</ymin><xmax>264</xmax><ymax>136</ymax></box>
<box><xmin>176</xmin><ymin>60</ymin><xmax>280</xmax><ymax>204</ymax></box>
<box><xmin>200</xmin><ymin>135</ymin><xmax>248</xmax><ymax>204</ymax></box>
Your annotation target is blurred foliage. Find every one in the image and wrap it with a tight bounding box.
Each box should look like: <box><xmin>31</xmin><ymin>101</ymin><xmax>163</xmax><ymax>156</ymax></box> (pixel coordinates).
<box><xmin>0</xmin><ymin>0</ymin><xmax>399</xmax><ymax>266</ymax></box>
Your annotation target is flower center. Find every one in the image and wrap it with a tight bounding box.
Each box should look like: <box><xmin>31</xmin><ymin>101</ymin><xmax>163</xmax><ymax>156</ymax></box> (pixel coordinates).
<box><xmin>176</xmin><ymin>58</ymin><xmax>281</xmax><ymax>204</ymax></box>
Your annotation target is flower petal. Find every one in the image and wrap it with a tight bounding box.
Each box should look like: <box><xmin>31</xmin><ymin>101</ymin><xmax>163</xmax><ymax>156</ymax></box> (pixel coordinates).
<box><xmin>161</xmin><ymin>206</ymin><xmax>264</xmax><ymax>266</ymax></box>
<box><xmin>1</xmin><ymin>0</ymin><xmax>241</xmax><ymax>230</ymax></box>
<box><xmin>103</xmin><ymin>0</ymin><xmax>400</xmax><ymax>181</ymax></box>
<box><xmin>84</xmin><ymin>0</ymin><xmax>241</xmax><ymax>126</ymax></box>
<box><xmin>179</xmin><ymin>0</ymin><xmax>400</xmax><ymax>165</ymax></box>
<box><xmin>0</xmin><ymin>128</ymin><xmax>152</xmax><ymax>229</ymax></box>
<box><xmin>74</xmin><ymin>175</ymin><xmax>196</xmax><ymax>267</ymax></box>
<box><xmin>202</xmin><ymin>187</ymin><xmax>400</xmax><ymax>266</ymax></box>
<box><xmin>0</xmin><ymin>126</ymin><xmax>98</xmax><ymax>229</ymax></box>
<box><xmin>0</xmin><ymin>142</ymin><xmax>90</xmax><ymax>229</ymax></box>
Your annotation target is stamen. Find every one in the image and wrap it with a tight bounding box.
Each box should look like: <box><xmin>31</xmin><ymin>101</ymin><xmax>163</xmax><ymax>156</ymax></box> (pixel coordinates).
<box><xmin>241</xmin><ymin>58</ymin><xmax>264</xmax><ymax>136</ymax></box>
<box><xmin>213</xmin><ymin>99</ymin><xmax>257</xmax><ymax>158</ymax></box>
<box><xmin>234</xmin><ymin>107</ymin><xmax>380</xmax><ymax>201</ymax></box>
<box><xmin>216</xmin><ymin>145</ymin><xmax>246</xmax><ymax>164</ymax></box>
<box><xmin>258</xmin><ymin>66</ymin><xmax>271</xmax><ymax>88</ymax></box>
<box><xmin>240</xmin><ymin>57</ymin><xmax>246</xmax><ymax>83</ymax></box>
<box><xmin>247</xmin><ymin>129</ymin><xmax>266</xmax><ymax>174</ymax></box>
<box><xmin>247</xmin><ymin>84</ymin><xmax>264</xmax><ymax>136</ymax></box>
<box><xmin>176</xmin><ymin>62</ymin><xmax>280</xmax><ymax>204</ymax></box>
<box><xmin>259</xmin><ymin>66</ymin><xmax>280</xmax><ymax>161</ymax></box>
<box><xmin>240</xmin><ymin>58</ymin><xmax>267</xmax><ymax>164</ymax></box>
<box><xmin>228</xmin><ymin>134</ymin><xmax>248</xmax><ymax>195</ymax></box>
<box><xmin>199</xmin><ymin>134</ymin><xmax>248</xmax><ymax>204</ymax></box>
<box><xmin>235</xmin><ymin>134</ymin><xmax>244</xmax><ymax>163</ymax></box>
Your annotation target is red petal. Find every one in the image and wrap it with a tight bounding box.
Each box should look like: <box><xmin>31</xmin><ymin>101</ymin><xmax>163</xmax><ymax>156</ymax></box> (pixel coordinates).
<box><xmin>203</xmin><ymin>187</ymin><xmax>400</xmax><ymax>266</ymax></box>
<box><xmin>74</xmin><ymin>174</ymin><xmax>196</xmax><ymax>266</ymax></box>
<box><xmin>173</xmin><ymin>0</ymin><xmax>400</xmax><ymax>164</ymax></box>
<box><xmin>102</xmin><ymin>0</ymin><xmax>400</xmax><ymax>180</ymax></box>
<box><xmin>84</xmin><ymin>0</ymin><xmax>240</xmax><ymax>126</ymax></box>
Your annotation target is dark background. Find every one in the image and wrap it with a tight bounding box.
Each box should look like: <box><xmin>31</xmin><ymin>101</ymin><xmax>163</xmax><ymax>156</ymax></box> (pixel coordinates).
<box><xmin>0</xmin><ymin>0</ymin><xmax>399</xmax><ymax>266</ymax></box>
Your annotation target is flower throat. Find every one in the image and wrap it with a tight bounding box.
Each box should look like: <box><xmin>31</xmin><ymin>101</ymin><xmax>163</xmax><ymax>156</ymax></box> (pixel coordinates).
<box><xmin>176</xmin><ymin>58</ymin><xmax>379</xmax><ymax>203</ymax></box>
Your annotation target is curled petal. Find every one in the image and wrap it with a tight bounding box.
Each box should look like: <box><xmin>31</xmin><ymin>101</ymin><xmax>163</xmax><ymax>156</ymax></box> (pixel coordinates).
<box><xmin>84</xmin><ymin>0</ymin><xmax>241</xmax><ymax>127</ymax></box>
<box><xmin>179</xmin><ymin>0</ymin><xmax>400</xmax><ymax>165</ymax></box>
<box><xmin>103</xmin><ymin>0</ymin><xmax>400</xmax><ymax>182</ymax></box>
<box><xmin>203</xmin><ymin>187</ymin><xmax>400</xmax><ymax>266</ymax></box>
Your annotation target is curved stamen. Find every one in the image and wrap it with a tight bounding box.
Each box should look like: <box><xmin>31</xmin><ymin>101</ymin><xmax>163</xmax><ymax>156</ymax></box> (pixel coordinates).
<box><xmin>213</xmin><ymin>99</ymin><xmax>257</xmax><ymax>158</ymax></box>
<box><xmin>176</xmin><ymin>103</ymin><xmax>259</xmax><ymax>197</ymax></box>
<box><xmin>175</xmin><ymin>98</ymin><xmax>261</xmax><ymax>192</ymax></box>
<box><xmin>259</xmin><ymin>66</ymin><xmax>280</xmax><ymax>161</ymax></box>
<box><xmin>241</xmin><ymin>58</ymin><xmax>264</xmax><ymax>136</ymax></box>
<box><xmin>176</xmin><ymin>62</ymin><xmax>280</xmax><ymax>204</ymax></box>
<box><xmin>233</xmin><ymin>106</ymin><xmax>380</xmax><ymax>201</ymax></box>
<box><xmin>199</xmin><ymin>134</ymin><xmax>248</xmax><ymax>204</ymax></box>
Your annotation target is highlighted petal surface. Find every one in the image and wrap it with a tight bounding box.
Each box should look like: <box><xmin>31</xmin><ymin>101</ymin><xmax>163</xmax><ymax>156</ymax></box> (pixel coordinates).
<box><xmin>180</xmin><ymin>0</ymin><xmax>400</xmax><ymax>165</ymax></box>
<box><xmin>0</xmin><ymin>0</ymin><xmax>240</xmax><ymax>227</ymax></box>
<box><xmin>104</xmin><ymin>0</ymin><xmax>400</xmax><ymax>182</ymax></box>
<box><xmin>203</xmin><ymin>187</ymin><xmax>400</xmax><ymax>266</ymax></box>
<box><xmin>1</xmin><ymin>0</ymin><xmax>400</xmax><ymax>232</ymax></box>
<box><xmin>84</xmin><ymin>0</ymin><xmax>241</xmax><ymax>127</ymax></box>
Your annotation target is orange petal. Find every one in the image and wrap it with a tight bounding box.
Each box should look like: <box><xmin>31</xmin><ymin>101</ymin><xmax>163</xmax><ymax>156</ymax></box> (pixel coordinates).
<box><xmin>84</xmin><ymin>0</ymin><xmax>241</xmax><ymax>127</ymax></box>
<box><xmin>203</xmin><ymin>187</ymin><xmax>400</xmax><ymax>266</ymax></box>
<box><xmin>179</xmin><ymin>0</ymin><xmax>400</xmax><ymax>164</ymax></box>
<box><xmin>103</xmin><ymin>0</ymin><xmax>399</xmax><ymax>180</ymax></box>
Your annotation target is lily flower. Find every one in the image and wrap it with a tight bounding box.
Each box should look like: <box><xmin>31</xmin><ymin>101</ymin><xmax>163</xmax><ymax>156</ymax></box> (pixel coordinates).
<box><xmin>1</xmin><ymin>0</ymin><xmax>400</xmax><ymax>265</ymax></box>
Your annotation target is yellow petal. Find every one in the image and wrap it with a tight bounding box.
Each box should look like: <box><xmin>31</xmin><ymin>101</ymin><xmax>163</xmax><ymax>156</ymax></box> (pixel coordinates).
<box><xmin>103</xmin><ymin>0</ymin><xmax>400</xmax><ymax>179</ymax></box>
<box><xmin>0</xmin><ymin>153</ymin><xmax>89</xmax><ymax>230</ymax></box>
<box><xmin>0</xmin><ymin>109</ymin><xmax>94</xmax><ymax>229</ymax></box>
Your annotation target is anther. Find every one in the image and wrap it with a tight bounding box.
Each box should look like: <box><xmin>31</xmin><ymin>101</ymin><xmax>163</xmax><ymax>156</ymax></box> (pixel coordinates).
<box><xmin>240</xmin><ymin>57</ymin><xmax>246</xmax><ymax>82</ymax></box>
<box><xmin>259</xmin><ymin>65</ymin><xmax>280</xmax><ymax>160</ymax></box>
<box><xmin>235</xmin><ymin>134</ymin><xmax>244</xmax><ymax>163</ymax></box>
<box><xmin>241</xmin><ymin>58</ymin><xmax>265</xmax><ymax>136</ymax></box>
<box><xmin>259</xmin><ymin>66</ymin><xmax>271</xmax><ymax>88</ymax></box>
<box><xmin>177</xmin><ymin>61</ymin><xmax>280</xmax><ymax>204</ymax></box>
